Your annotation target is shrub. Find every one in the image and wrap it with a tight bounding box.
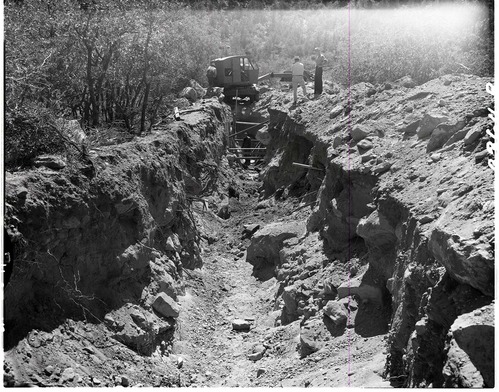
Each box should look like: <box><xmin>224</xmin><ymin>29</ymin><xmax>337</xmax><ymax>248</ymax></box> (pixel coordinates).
<box><xmin>5</xmin><ymin>104</ymin><xmax>66</xmax><ymax>170</ymax></box>
<box><xmin>4</xmin><ymin>0</ymin><xmax>493</xmax><ymax>137</ymax></box>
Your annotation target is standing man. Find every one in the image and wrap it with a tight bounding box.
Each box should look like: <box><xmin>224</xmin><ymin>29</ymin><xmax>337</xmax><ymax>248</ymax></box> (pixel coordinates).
<box><xmin>291</xmin><ymin>56</ymin><xmax>307</xmax><ymax>105</ymax></box>
<box><xmin>242</xmin><ymin>133</ymin><xmax>252</xmax><ymax>168</ymax></box>
<box><xmin>206</xmin><ymin>62</ymin><xmax>217</xmax><ymax>88</ymax></box>
<box><xmin>314</xmin><ymin>47</ymin><xmax>328</xmax><ymax>97</ymax></box>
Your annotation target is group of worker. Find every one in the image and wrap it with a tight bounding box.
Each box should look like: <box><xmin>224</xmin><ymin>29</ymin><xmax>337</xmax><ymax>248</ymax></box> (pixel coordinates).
<box><xmin>207</xmin><ymin>47</ymin><xmax>327</xmax><ymax>105</ymax></box>
<box><xmin>291</xmin><ymin>47</ymin><xmax>327</xmax><ymax>105</ymax></box>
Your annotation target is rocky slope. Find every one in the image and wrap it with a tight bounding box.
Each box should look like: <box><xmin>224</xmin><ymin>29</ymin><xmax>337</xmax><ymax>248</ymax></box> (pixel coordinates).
<box><xmin>3</xmin><ymin>73</ymin><xmax>494</xmax><ymax>387</ymax></box>
<box><xmin>249</xmin><ymin>73</ymin><xmax>494</xmax><ymax>387</ymax></box>
<box><xmin>3</xmin><ymin>100</ymin><xmax>234</xmax><ymax>385</ymax></box>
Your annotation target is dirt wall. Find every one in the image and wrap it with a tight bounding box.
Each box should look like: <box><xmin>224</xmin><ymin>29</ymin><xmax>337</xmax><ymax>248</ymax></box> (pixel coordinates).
<box><xmin>256</xmin><ymin>75</ymin><xmax>494</xmax><ymax>387</ymax></box>
<box><xmin>4</xmin><ymin>101</ymin><xmax>232</xmax><ymax>350</ymax></box>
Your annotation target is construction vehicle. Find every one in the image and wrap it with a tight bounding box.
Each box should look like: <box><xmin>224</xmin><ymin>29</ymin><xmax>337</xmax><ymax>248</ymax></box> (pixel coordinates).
<box><xmin>208</xmin><ymin>55</ymin><xmax>314</xmax><ymax>166</ymax></box>
<box><xmin>209</xmin><ymin>55</ymin><xmax>314</xmax><ymax>104</ymax></box>
<box><xmin>209</xmin><ymin>55</ymin><xmax>261</xmax><ymax>103</ymax></box>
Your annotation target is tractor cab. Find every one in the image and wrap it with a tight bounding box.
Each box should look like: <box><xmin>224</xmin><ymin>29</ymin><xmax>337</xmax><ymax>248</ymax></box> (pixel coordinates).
<box><xmin>211</xmin><ymin>55</ymin><xmax>260</xmax><ymax>103</ymax></box>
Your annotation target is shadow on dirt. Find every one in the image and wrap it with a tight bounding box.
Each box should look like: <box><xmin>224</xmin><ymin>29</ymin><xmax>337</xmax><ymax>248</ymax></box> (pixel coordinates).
<box><xmin>353</xmin><ymin>291</ymin><xmax>392</xmax><ymax>338</ymax></box>
<box><xmin>251</xmin><ymin>264</ymin><xmax>275</xmax><ymax>282</ymax></box>
<box><xmin>3</xmin><ymin>261</ymin><xmax>154</xmax><ymax>351</ymax></box>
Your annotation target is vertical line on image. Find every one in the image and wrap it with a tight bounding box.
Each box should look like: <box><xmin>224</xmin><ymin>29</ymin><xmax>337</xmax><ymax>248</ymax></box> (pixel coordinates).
<box><xmin>347</xmin><ymin>0</ymin><xmax>352</xmax><ymax>387</ymax></box>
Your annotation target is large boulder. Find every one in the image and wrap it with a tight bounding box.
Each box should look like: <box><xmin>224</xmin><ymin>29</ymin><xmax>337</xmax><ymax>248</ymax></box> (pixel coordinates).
<box><xmin>429</xmin><ymin>227</ymin><xmax>493</xmax><ymax>297</ymax></box>
<box><xmin>442</xmin><ymin>303</ymin><xmax>494</xmax><ymax>387</ymax></box>
<box><xmin>152</xmin><ymin>293</ymin><xmax>180</xmax><ymax>318</ymax></box>
<box><xmin>417</xmin><ymin>112</ymin><xmax>449</xmax><ymax>139</ymax></box>
<box><xmin>356</xmin><ymin>210</ymin><xmax>396</xmax><ymax>248</ymax></box>
<box><xmin>443</xmin><ymin>338</ymin><xmax>484</xmax><ymax>387</ymax></box>
<box><xmin>323</xmin><ymin>300</ymin><xmax>347</xmax><ymax>327</ymax></box>
<box><xmin>351</xmin><ymin>125</ymin><xmax>371</xmax><ymax>141</ymax></box>
<box><xmin>426</xmin><ymin>120</ymin><xmax>466</xmax><ymax>152</ymax></box>
<box><xmin>246</xmin><ymin>220</ymin><xmax>306</xmax><ymax>270</ymax></box>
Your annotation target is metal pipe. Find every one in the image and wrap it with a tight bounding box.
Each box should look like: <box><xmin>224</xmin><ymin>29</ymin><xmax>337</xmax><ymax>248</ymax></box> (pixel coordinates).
<box><xmin>229</xmin><ymin>119</ymin><xmax>269</xmax><ymax>138</ymax></box>
<box><xmin>179</xmin><ymin>108</ymin><xmax>205</xmax><ymax>114</ymax></box>
<box><xmin>291</xmin><ymin>162</ymin><xmax>324</xmax><ymax>171</ymax></box>
<box><xmin>235</xmin><ymin>121</ymin><xmax>266</xmax><ymax>126</ymax></box>
<box><xmin>229</xmin><ymin>156</ymin><xmax>265</xmax><ymax>160</ymax></box>
<box><xmin>292</xmin><ymin>200</ymin><xmax>317</xmax><ymax>212</ymax></box>
<box><xmin>298</xmin><ymin>190</ymin><xmax>319</xmax><ymax>200</ymax></box>
<box><xmin>228</xmin><ymin>148</ymin><xmax>267</xmax><ymax>151</ymax></box>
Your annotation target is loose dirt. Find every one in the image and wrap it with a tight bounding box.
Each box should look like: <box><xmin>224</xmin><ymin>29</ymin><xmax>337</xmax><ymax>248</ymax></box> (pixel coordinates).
<box><xmin>171</xmin><ymin>167</ymin><xmax>391</xmax><ymax>388</ymax></box>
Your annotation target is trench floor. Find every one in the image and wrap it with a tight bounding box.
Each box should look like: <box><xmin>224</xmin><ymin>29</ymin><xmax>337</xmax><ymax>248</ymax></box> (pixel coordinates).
<box><xmin>173</xmin><ymin>167</ymin><xmax>391</xmax><ymax>387</ymax></box>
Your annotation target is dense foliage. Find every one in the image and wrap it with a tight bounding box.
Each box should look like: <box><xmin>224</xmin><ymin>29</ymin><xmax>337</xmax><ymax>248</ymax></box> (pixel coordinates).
<box><xmin>4</xmin><ymin>0</ymin><xmax>493</xmax><ymax>168</ymax></box>
<box><xmin>5</xmin><ymin>106</ymin><xmax>67</xmax><ymax>168</ymax></box>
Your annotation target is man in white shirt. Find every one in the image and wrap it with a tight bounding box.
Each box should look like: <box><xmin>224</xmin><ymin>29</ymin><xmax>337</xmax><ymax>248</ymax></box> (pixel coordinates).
<box><xmin>291</xmin><ymin>56</ymin><xmax>307</xmax><ymax>105</ymax></box>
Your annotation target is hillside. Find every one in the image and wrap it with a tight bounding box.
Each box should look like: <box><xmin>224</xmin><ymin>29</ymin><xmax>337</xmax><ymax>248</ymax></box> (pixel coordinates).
<box><xmin>3</xmin><ymin>72</ymin><xmax>495</xmax><ymax>387</ymax></box>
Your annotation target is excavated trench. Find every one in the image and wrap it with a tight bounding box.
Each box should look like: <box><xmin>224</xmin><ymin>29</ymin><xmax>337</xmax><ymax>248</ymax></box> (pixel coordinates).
<box><xmin>4</xmin><ymin>75</ymin><xmax>495</xmax><ymax>387</ymax></box>
<box><xmin>252</xmin><ymin>84</ymin><xmax>493</xmax><ymax>386</ymax></box>
<box><xmin>4</xmin><ymin>102</ymin><xmax>231</xmax><ymax>351</ymax></box>
<box><xmin>253</xmin><ymin>96</ymin><xmax>494</xmax><ymax>387</ymax></box>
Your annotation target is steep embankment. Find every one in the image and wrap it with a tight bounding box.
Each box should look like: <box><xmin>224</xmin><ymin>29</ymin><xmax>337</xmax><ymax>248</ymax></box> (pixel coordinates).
<box><xmin>3</xmin><ymin>101</ymin><xmax>233</xmax><ymax>386</ymax></box>
<box><xmin>248</xmin><ymin>74</ymin><xmax>494</xmax><ymax>387</ymax></box>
